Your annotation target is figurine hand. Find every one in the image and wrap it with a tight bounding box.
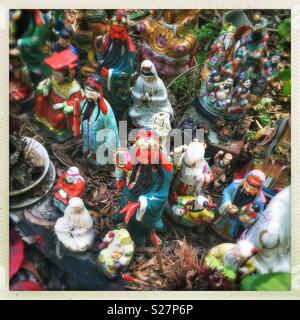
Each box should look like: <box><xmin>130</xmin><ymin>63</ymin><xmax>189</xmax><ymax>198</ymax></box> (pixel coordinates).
<box><xmin>58</xmin><ymin>189</ymin><xmax>68</xmax><ymax>199</ymax></box>
<box><xmin>101</xmin><ymin>67</ymin><xmax>109</xmax><ymax>79</ymax></box>
<box><xmin>53</xmin><ymin>102</ymin><xmax>65</xmax><ymax>110</ymax></box>
<box><xmin>119</xmin><ymin>202</ymin><xmax>141</xmax><ymax>224</ymax></box>
<box><xmin>116</xmin><ymin>180</ymin><xmax>125</xmax><ymax>191</ymax></box>
<box><xmin>227</xmin><ymin>204</ymin><xmax>239</xmax><ymax>216</ymax></box>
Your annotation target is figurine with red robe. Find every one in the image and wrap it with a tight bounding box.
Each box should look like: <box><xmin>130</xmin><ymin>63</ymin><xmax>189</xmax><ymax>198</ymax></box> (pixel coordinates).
<box><xmin>34</xmin><ymin>50</ymin><xmax>83</xmax><ymax>142</ymax></box>
<box><xmin>53</xmin><ymin>166</ymin><xmax>85</xmax><ymax>213</ymax></box>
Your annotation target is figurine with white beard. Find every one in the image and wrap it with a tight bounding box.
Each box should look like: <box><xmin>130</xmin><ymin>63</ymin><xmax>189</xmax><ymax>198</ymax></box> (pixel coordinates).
<box><xmin>129</xmin><ymin>60</ymin><xmax>174</xmax><ymax>128</ymax></box>
<box><xmin>55</xmin><ymin>197</ymin><xmax>94</xmax><ymax>253</ymax></box>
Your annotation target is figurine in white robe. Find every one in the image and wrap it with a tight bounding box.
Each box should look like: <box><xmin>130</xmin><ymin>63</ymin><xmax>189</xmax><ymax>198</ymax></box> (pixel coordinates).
<box><xmin>129</xmin><ymin>60</ymin><xmax>174</xmax><ymax>128</ymax></box>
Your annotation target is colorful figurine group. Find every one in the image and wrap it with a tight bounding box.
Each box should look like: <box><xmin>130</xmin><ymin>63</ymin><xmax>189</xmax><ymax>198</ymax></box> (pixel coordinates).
<box><xmin>10</xmin><ymin>9</ymin><xmax>290</xmax><ymax>284</ymax></box>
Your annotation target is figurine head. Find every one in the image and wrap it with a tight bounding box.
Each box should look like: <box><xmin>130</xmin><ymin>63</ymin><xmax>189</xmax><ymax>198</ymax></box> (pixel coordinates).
<box><xmin>86</xmin><ymin>9</ymin><xmax>108</xmax><ymax>34</ymax></box>
<box><xmin>234</xmin><ymin>240</ymin><xmax>259</xmax><ymax>261</ymax></box>
<box><xmin>270</xmin><ymin>51</ymin><xmax>281</xmax><ymax>64</ymax></box>
<box><xmin>224</xmin><ymin>25</ymin><xmax>236</xmax><ymax>50</ymax></box>
<box><xmin>223</xmin><ymin>77</ymin><xmax>234</xmax><ymax>89</ymax></box>
<box><xmin>140</xmin><ymin>60</ymin><xmax>158</xmax><ymax>82</ymax></box>
<box><xmin>57</xmin><ymin>29</ymin><xmax>72</xmax><ymax>50</ymax></box>
<box><xmin>184</xmin><ymin>139</ymin><xmax>206</xmax><ymax>168</ymax></box>
<box><xmin>85</xmin><ymin>76</ymin><xmax>101</xmax><ymax>102</ymax></box>
<box><xmin>223</xmin><ymin>153</ymin><xmax>233</xmax><ymax>165</ymax></box>
<box><xmin>66</xmin><ymin>166</ymin><xmax>81</xmax><ymax>184</ymax></box>
<box><xmin>109</xmin><ymin>10</ymin><xmax>129</xmax><ymax>41</ymax></box>
<box><xmin>195</xmin><ymin>195</ymin><xmax>209</xmax><ymax>210</ymax></box>
<box><xmin>243</xmin><ymin>79</ymin><xmax>252</xmax><ymax>89</ymax></box>
<box><xmin>68</xmin><ymin>197</ymin><xmax>85</xmax><ymax>214</ymax></box>
<box><xmin>242</xmin><ymin>169</ymin><xmax>266</xmax><ymax>196</ymax></box>
<box><xmin>211</xmin><ymin>70</ymin><xmax>221</xmax><ymax>83</ymax></box>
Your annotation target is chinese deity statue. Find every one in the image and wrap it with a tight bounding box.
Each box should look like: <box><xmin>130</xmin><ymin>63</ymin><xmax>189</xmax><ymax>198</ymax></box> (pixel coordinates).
<box><xmin>34</xmin><ymin>50</ymin><xmax>83</xmax><ymax>142</ymax></box>
<box><xmin>16</xmin><ymin>10</ymin><xmax>52</xmax><ymax>82</ymax></box>
<box><xmin>197</xmin><ymin>11</ymin><xmax>272</xmax><ymax>122</ymax></box>
<box><xmin>114</xmin><ymin>129</ymin><xmax>173</xmax><ymax>246</ymax></box>
<box><xmin>66</xmin><ymin>75</ymin><xmax>119</xmax><ymax>167</ymax></box>
<box><xmin>240</xmin><ymin>186</ymin><xmax>290</xmax><ymax>274</ymax></box>
<box><xmin>55</xmin><ymin>197</ymin><xmax>94</xmax><ymax>253</ymax></box>
<box><xmin>138</xmin><ymin>10</ymin><xmax>199</xmax><ymax>76</ymax></box>
<box><xmin>129</xmin><ymin>60</ymin><xmax>174</xmax><ymax>128</ymax></box>
<box><xmin>97</xmin><ymin>228</ymin><xmax>134</xmax><ymax>279</ymax></box>
<box><xmin>95</xmin><ymin>10</ymin><xmax>136</xmax><ymax>120</ymax></box>
<box><xmin>210</xmin><ymin>151</ymin><xmax>233</xmax><ymax>191</ymax></box>
<box><xmin>170</xmin><ymin>139</ymin><xmax>213</xmax><ymax>202</ymax></box>
<box><xmin>205</xmin><ymin>240</ymin><xmax>258</xmax><ymax>281</ymax></box>
<box><xmin>53</xmin><ymin>166</ymin><xmax>85</xmax><ymax>213</ymax></box>
<box><xmin>212</xmin><ymin>169</ymin><xmax>266</xmax><ymax>242</ymax></box>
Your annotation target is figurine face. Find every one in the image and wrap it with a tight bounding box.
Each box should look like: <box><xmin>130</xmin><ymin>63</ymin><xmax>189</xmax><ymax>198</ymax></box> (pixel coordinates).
<box><xmin>224</xmin><ymin>78</ymin><xmax>234</xmax><ymax>88</ymax></box>
<box><xmin>271</xmin><ymin>55</ymin><xmax>280</xmax><ymax>64</ymax></box>
<box><xmin>52</xmin><ymin>70</ymin><xmax>65</xmax><ymax>84</ymax></box>
<box><xmin>141</xmin><ymin>66</ymin><xmax>155</xmax><ymax>82</ymax></box>
<box><xmin>66</xmin><ymin>175</ymin><xmax>77</xmax><ymax>184</ymax></box>
<box><xmin>109</xmin><ymin>24</ymin><xmax>127</xmax><ymax>41</ymax></box>
<box><xmin>85</xmin><ymin>87</ymin><xmax>100</xmax><ymax>102</ymax></box>
<box><xmin>244</xmin><ymin>79</ymin><xmax>252</xmax><ymax>88</ymax></box>
<box><xmin>58</xmin><ymin>37</ymin><xmax>71</xmax><ymax>49</ymax></box>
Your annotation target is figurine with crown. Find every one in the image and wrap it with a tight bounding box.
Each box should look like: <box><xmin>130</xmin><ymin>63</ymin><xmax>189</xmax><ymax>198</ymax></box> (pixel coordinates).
<box><xmin>34</xmin><ymin>50</ymin><xmax>83</xmax><ymax>142</ymax></box>
<box><xmin>95</xmin><ymin>10</ymin><xmax>136</xmax><ymax>120</ymax></box>
<box><xmin>114</xmin><ymin>129</ymin><xmax>173</xmax><ymax>246</ymax></box>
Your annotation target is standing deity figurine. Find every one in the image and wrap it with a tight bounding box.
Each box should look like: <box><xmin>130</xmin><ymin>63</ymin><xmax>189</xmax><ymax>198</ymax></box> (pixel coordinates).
<box><xmin>97</xmin><ymin>228</ymin><xmax>134</xmax><ymax>279</ymax></box>
<box><xmin>34</xmin><ymin>50</ymin><xmax>83</xmax><ymax>142</ymax></box>
<box><xmin>212</xmin><ymin>169</ymin><xmax>266</xmax><ymax>241</ymax></box>
<box><xmin>55</xmin><ymin>197</ymin><xmax>94</xmax><ymax>253</ymax></box>
<box><xmin>95</xmin><ymin>10</ymin><xmax>136</xmax><ymax>120</ymax></box>
<box><xmin>210</xmin><ymin>151</ymin><xmax>233</xmax><ymax>190</ymax></box>
<box><xmin>114</xmin><ymin>129</ymin><xmax>173</xmax><ymax>246</ymax></box>
<box><xmin>53</xmin><ymin>166</ymin><xmax>85</xmax><ymax>213</ymax></box>
<box><xmin>129</xmin><ymin>60</ymin><xmax>174</xmax><ymax>128</ymax></box>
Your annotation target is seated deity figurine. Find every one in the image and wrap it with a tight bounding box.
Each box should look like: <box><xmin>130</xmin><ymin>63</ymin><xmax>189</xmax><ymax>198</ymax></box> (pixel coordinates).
<box><xmin>97</xmin><ymin>228</ymin><xmax>134</xmax><ymax>279</ymax></box>
<box><xmin>95</xmin><ymin>10</ymin><xmax>136</xmax><ymax>121</ymax></box>
<box><xmin>169</xmin><ymin>194</ymin><xmax>215</xmax><ymax>227</ymax></box>
<box><xmin>34</xmin><ymin>50</ymin><xmax>83</xmax><ymax>142</ymax></box>
<box><xmin>227</xmin><ymin>77</ymin><xmax>252</xmax><ymax>114</ymax></box>
<box><xmin>210</xmin><ymin>151</ymin><xmax>233</xmax><ymax>190</ymax></box>
<box><xmin>114</xmin><ymin>129</ymin><xmax>173</xmax><ymax>246</ymax></box>
<box><xmin>205</xmin><ymin>240</ymin><xmax>258</xmax><ymax>281</ymax></box>
<box><xmin>65</xmin><ymin>74</ymin><xmax>119</xmax><ymax>167</ymax></box>
<box><xmin>208</xmin><ymin>25</ymin><xmax>237</xmax><ymax>69</ymax></box>
<box><xmin>169</xmin><ymin>139</ymin><xmax>213</xmax><ymax>203</ymax></box>
<box><xmin>129</xmin><ymin>60</ymin><xmax>174</xmax><ymax>128</ymax></box>
<box><xmin>240</xmin><ymin>186</ymin><xmax>290</xmax><ymax>274</ymax></box>
<box><xmin>138</xmin><ymin>10</ymin><xmax>199</xmax><ymax>76</ymax></box>
<box><xmin>53</xmin><ymin>166</ymin><xmax>85</xmax><ymax>214</ymax></box>
<box><xmin>55</xmin><ymin>197</ymin><xmax>94</xmax><ymax>253</ymax></box>
<box><xmin>212</xmin><ymin>169</ymin><xmax>266</xmax><ymax>242</ymax></box>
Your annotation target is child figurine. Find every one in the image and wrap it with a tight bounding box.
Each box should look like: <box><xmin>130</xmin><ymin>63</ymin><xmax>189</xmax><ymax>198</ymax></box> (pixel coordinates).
<box><xmin>55</xmin><ymin>197</ymin><xmax>94</xmax><ymax>253</ymax></box>
<box><xmin>97</xmin><ymin>228</ymin><xmax>134</xmax><ymax>279</ymax></box>
<box><xmin>169</xmin><ymin>194</ymin><xmax>215</xmax><ymax>227</ymax></box>
<box><xmin>211</xmin><ymin>151</ymin><xmax>233</xmax><ymax>190</ymax></box>
<box><xmin>129</xmin><ymin>60</ymin><xmax>174</xmax><ymax>128</ymax></box>
<box><xmin>114</xmin><ymin>129</ymin><xmax>173</xmax><ymax>246</ymax></box>
<box><xmin>212</xmin><ymin>169</ymin><xmax>266</xmax><ymax>241</ymax></box>
<box><xmin>169</xmin><ymin>139</ymin><xmax>213</xmax><ymax>203</ymax></box>
<box><xmin>53</xmin><ymin>166</ymin><xmax>85</xmax><ymax>213</ymax></box>
<box><xmin>34</xmin><ymin>49</ymin><xmax>83</xmax><ymax>142</ymax></box>
<box><xmin>205</xmin><ymin>240</ymin><xmax>258</xmax><ymax>281</ymax></box>
<box><xmin>66</xmin><ymin>74</ymin><xmax>119</xmax><ymax>166</ymax></box>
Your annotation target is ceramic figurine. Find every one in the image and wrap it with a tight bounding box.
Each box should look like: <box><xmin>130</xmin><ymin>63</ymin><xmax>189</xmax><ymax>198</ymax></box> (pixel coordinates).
<box><xmin>169</xmin><ymin>139</ymin><xmax>213</xmax><ymax>203</ymax></box>
<box><xmin>129</xmin><ymin>60</ymin><xmax>174</xmax><ymax>128</ymax></box>
<box><xmin>65</xmin><ymin>75</ymin><xmax>119</xmax><ymax>166</ymax></box>
<box><xmin>55</xmin><ymin>197</ymin><xmax>94</xmax><ymax>252</ymax></box>
<box><xmin>9</xmin><ymin>52</ymin><xmax>32</xmax><ymax>105</ymax></box>
<box><xmin>97</xmin><ymin>228</ymin><xmax>134</xmax><ymax>279</ymax></box>
<box><xmin>95</xmin><ymin>10</ymin><xmax>136</xmax><ymax>120</ymax></box>
<box><xmin>205</xmin><ymin>240</ymin><xmax>258</xmax><ymax>281</ymax></box>
<box><xmin>138</xmin><ymin>10</ymin><xmax>199</xmax><ymax>76</ymax></box>
<box><xmin>211</xmin><ymin>151</ymin><xmax>233</xmax><ymax>190</ymax></box>
<box><xmin>53</xmin><ymin>166</ymin><xmax>85</xmax><ymax>213</ymax></box>
<box><xmin>212</xmin><ymin>169</ymin><xmax>266</xmax><ymax>241</ymax></box>
<box><xmin>16</xmin><ymin>10</ymin><xmax>52</xmax><ymax>82</ymax></box>
<box><xmin>197</xmin><ymin>11</ymin><xmax>272</xmax><ymax>122</ymax></box>
<box><xmin>114</xmin><ymin>129</ymin><xmax>173</xmax><ymax>246</ymax></box>
<box><xmin>208</xmin><ymin>25</ymin><xmax>237</xmax><ymax>69</ymax></box>
<box><xmin>34</xmin><ymin>50</ymin><xmax>83</xmax><ymax>142</ymax></box>
<box><xmin>169</xmin><ymin>194</ymin><xmax>215</xmax><ymax>228</ymax></box>
<box><xmin>240</xmin><ymin>186</ymin><xmax>290</xmax><ymax>274</ymax></box>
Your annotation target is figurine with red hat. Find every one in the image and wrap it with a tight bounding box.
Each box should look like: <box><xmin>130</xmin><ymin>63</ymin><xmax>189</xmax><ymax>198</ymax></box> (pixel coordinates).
<box><xmin>68</xmin><ymin>74</ymin><xmax>119</xmax><ymax>166</ymax></box>
<box><xmin>114</xmin><ymin>129</ymin><xmax>173</xmax><ymax>246</ymax></box>
<box><xmin>95</xmin><ymin>10</ymin><xmax>136</xmax><ymax>120</ymax></box>
<box><xmin>53</xmin><ymin>166</ymin><xmax>85</xmax><ymax>213</ymax></box>
<box><xmin>212</xmin><ymin>169</ymin><xmax>266</xmax><ymax>241</ymax></box>
<box><xmin>34</xmin><ymin>49</ymin><xmax>83</xmax><ymax>142</ymax></box>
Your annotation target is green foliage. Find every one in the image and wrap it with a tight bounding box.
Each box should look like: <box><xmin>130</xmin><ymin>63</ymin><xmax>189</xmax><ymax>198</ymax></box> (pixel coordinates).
<box><xmin>277</xmin><ymin>17</ymin><xmax>291</xmax><ymax>45</ymax></box>
<box><xmin>246</xmin><ymin>130</ymin><xmax>256</xmax><ymax>142</ymax></box>
<box><xmin>241</xmin><ymin>272</ymin><xmax>291</xmax><ymax>291</ymax></box>
<box><xmin>279</xmin><ymin>68</ymin><xmax>291</xmax><ymax>97</ymax></box>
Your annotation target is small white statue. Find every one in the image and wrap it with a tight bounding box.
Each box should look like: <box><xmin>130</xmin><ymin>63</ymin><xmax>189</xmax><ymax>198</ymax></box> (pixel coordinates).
<box><xmin>240</xmin><ymin>186</ymin><xmax>291</xmax><ymax>274</ymax></box>
<box><xmin>54</xmin><ymin>197</ymin><xmax>94</xmax><ymax>253</ymax></box>
<box><xmin>129</xmin><ymin>59</ymin><xmax>174</xmax><ymax>128</ymax></box>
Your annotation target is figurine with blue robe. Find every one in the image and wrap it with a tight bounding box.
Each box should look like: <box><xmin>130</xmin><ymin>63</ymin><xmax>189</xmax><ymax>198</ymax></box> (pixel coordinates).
<box><xmin>114</xmin><ymin>129</ymin><xmax>173</xmax><ymax>246</ymax></box>
<box><xmin>212</xmin><ymin>169</ymin><xmax>266</xmax><ymax>241</ymax></box>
